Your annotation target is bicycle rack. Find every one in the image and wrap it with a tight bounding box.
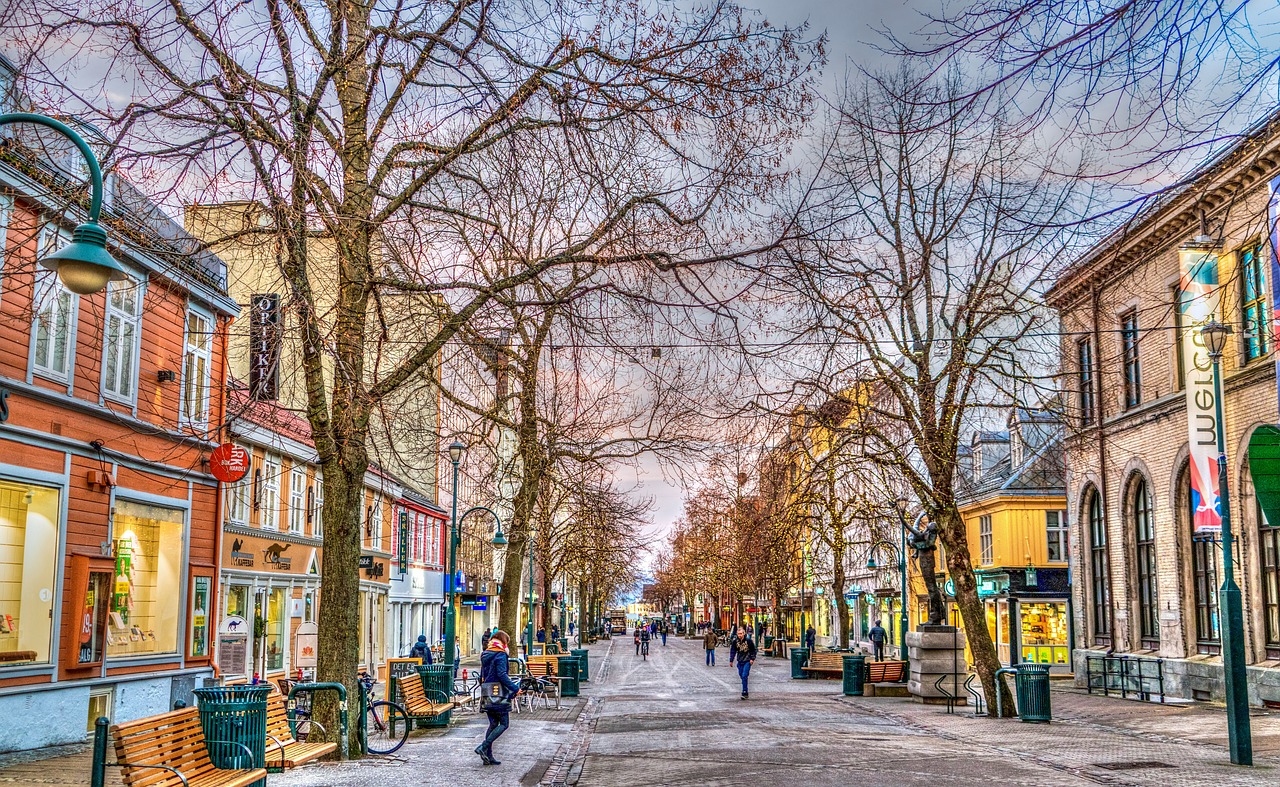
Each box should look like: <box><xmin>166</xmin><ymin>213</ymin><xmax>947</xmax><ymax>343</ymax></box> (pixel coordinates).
<box><xmin>934</xmin><ymin>674</ymin><xmax>957</xmax><ymax>714</ymax></box>
<box><xmin>963</xmin><ymin>674</ymin><xmax>986</xmax><ymax>716</ymax></box>
<box><xmin>288</xmin><ymin>682</ymin><xmax>349</xmax><ymax>760</ymax></box>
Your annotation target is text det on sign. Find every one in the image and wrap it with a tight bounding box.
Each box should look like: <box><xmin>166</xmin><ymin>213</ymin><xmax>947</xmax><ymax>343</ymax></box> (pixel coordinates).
<box><xmin>210</xmin><ymin>443</ymin><xmax>250</xmax><ymax>483</ymax></box>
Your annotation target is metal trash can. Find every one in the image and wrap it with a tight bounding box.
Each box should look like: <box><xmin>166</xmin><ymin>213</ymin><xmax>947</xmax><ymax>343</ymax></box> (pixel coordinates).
<box><xmin>790</xmin><ymin>647</ymin><xmax>810</xmax><ymax>679</ymax></box>
<box><xmin>193</xmin><ymin>685</ymin><xmax>269</xmax><ymax>786</ymax></box>
<box><xmin>762</xmin><ymin>635</ymin><xmax>774</xmax><ymax>650</ymax></box>
<box><xmin>571</xmin><ymin>648</ymin><xmax>590</xmax><ymax>681</ymax></box>
<box><xmin>842</xmin><ymin>654</ymin><xmax>866</xmax><ymax>696</ymax></box>
<box><xmin>557</xmin><ymin>655</ymin><xmax>581</xmax><ymax>697</ymax></box>
<box><xmin>559</xmin><ymin>637</ymin><xmax>569</xmax><ymax>652</ymax></box>
<box><xmin>1014</xmin><ymin>662</ymin><xmax>1052</xmax><ymax>723</ymax></box>
<box><xmin>417</xmin><ymin>664</ymin><xmax>454</xmax><ymax>727</ymax></box>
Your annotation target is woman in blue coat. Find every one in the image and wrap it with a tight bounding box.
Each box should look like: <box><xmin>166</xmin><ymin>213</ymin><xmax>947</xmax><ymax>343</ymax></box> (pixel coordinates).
<box><xmin>476</xmin><ymin>630</ymin><xmax>521</xmax><ymax>765</ymax></box>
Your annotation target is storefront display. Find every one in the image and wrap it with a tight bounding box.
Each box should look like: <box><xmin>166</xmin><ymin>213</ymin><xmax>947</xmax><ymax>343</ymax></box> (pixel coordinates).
<box><xmin>108</xmin><ymin>500</ymin><xmax>184</xmax><ymax>658</ymax></box>
<box><xmin>1020</xmin><ymin>602</ymin><xmax>1069</xmax><ymax>665</ymax></box>
<box><xmin>189</xmin><ymin>573</ymin><xmax>212</xmax><ymax>659</ymax></box>
<box><xmin>0</xmin><ymin>482</ymin><xmax>60</xmax><ymax>666</ymax></box>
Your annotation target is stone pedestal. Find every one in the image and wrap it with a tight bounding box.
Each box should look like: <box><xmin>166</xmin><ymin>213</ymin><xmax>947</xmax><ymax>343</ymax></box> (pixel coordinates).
<box><xmin>907</xmin><ymin>625</ymin><xmax>968</xmax><ymax>705</ymax></box>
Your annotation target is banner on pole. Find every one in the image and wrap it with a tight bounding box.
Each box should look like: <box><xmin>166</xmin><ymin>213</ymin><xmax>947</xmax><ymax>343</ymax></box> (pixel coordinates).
<box><xmin>1179</xmin><ymin>245</ymin><xmax>1223</xmax><ymax>533</ymax></box>
<box><xmin>1269</xmin><ymin>176</ymin><xmax>1280</xmax><ymax>415</ymax></box>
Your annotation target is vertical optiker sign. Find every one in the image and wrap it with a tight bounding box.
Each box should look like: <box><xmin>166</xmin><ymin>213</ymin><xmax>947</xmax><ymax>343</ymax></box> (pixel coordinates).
<box><xmin>1179</xmin><ymin>246</ymin><xmax>1223</xmax><ymax>533</ymax></box>
<box><xmin>249</xmin><ymin>293</ymin><xmax>281</xmax><ymax>401</ymax></box>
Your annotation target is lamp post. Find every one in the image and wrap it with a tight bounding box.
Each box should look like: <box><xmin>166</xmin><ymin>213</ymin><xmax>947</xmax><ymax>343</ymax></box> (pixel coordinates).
<box><xmin>0</xmin><ymin>113</ymin><xmax>127</xmax><ymax>294</ymax></box>
<box><xmin>526</xmin><ymin>529</ymin><xmax>537</xmax><ymax>657</ymax></box>
<box><xmin>442</xmin><ymin>441</ymin><xmax>508</xmax><ymax>670</ymax></box>
<box><xmin>1201</xmin><ymin>318</ymin><xmax>1253</xmax><ymax>766</ymax></box>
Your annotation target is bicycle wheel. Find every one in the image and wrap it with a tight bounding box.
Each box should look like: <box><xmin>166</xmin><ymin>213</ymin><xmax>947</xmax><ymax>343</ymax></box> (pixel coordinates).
<box><xmin>365</xmin><ymin>700</ymin><xmax>410</xmax><ymax>755</ymax></box>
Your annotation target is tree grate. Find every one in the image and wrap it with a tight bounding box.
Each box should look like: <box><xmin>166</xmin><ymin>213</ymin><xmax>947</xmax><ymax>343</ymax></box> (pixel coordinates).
<box><xmin>1093</xmin><ymin>761</ymin><xmax>1174</xmax><ymax>771</ymax></box>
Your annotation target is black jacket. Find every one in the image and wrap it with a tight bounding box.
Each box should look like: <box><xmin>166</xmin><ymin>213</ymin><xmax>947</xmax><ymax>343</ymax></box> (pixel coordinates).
<box><xmin>729</xmin><ymin>636</ymin><xmax>756</xmax><ymax>663</ymax></box>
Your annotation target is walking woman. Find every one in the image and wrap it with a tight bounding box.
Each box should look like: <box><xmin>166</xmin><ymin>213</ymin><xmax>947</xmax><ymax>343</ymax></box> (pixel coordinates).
<box><xmin>476</xmin><ymin>630</ymin><xmax>521</xmax><ymax>766</ymax></box>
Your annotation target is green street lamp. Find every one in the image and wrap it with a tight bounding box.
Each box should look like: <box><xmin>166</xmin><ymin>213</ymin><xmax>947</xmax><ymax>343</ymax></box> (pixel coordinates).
<box><xmin>1201</xmin><ymin>318</ymin><xmax>1253</xmax><ymax>765</ymax></box>
<box><xmin>442</xmin><ymin>441</ymin><xmax>506</xmax><ymax>670</ymax></box>
<box><xmin>864</xmin><ymin>495</ymin><xmax>912</xmax><ymax>658</ymax></box>
<box><xmin>0</xmin><ymin>113</ymin><xmax>127</xmax><ymax>294</ymax></box>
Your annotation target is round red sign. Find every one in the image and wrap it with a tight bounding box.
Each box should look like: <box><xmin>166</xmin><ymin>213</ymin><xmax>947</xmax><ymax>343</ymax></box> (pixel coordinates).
<box><xmin>210</xmin><ymin>443</ymin><xmax>250</xmax><ymax>483</ymax></box>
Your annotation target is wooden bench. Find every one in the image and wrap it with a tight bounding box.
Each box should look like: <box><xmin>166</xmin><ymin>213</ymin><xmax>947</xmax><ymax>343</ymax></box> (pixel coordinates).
<box><xmin>101</xmin><ymin>706</ymin><xmax>267</xmax><ymax>787</ymax></box>
<box><xmin>265</xmin><ymin>693</ymin><xmax>336</xmax><ymax>771</ymax></box>
<box><xmin>397</xmin><ymin>673</ymin><xmax>456</xmax><ymax>720</ymax></box>
<box><xmin>801</xmin><ymin>652</ymin><xmax>846</xmax><ymax>678</ymax></box>
<box><xmin>867</xmin><ymin>660</ymin><xmax>908</xmax><ymax>683</ymax></box>
<box><xmin>513</xmin><ymin>657</ymin><xmax>561</xmax><ymax>709</ymax></box>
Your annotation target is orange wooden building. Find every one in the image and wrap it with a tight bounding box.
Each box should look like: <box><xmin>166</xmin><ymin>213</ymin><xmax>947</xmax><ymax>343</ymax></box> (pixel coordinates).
<box><xmin>0</xmin><ymin>109</ymin><xmax>237</xmax><ymax>749</ymax></box>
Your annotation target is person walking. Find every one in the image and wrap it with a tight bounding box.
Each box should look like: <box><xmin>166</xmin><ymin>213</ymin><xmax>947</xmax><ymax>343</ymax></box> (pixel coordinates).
<box><xmin>475</xmin><ymin>630</ymin><xmax>521</xmax><ymax>766</ymax></box>
<box><xmin>805</xmin><ymin>626</ymin><xmax>816</xmax><ymax>651</ymax></box>
<box><xmin>868</xmin><ymin>620</ymin><xmax>887</xmax><ymax>661</ymax></box>
<box><xmin>703</xmin><ymin>627</ymin><xmax>717</xmax><ymax>666</ymax></box>
<box><xmin>536</xmin><ymin>627</ymin><xmax>546</xmax><ymax>644</ymax></box>
<box><xmin>729</xmin><ymin>627</ymin><xmax>757</xmax><ymax>699</ymax></box>
<box><xmin>660</xmin><ymin>623</ymin><xmax>668</xmax><ymax>647</ymax></box>
<box><xmin>409</xmin><ymin>634</ymin><xmax>434</xmax><ymax>664</ymax></box>
<box><xmin>634</xmin><ymin>627</ymin><xmax>641</xmax><ymax>656</ymax></box>
<box><xmin>481</xmin><ymin>628</ymin><xmax>492</xmax><ymax>651</ymax></box>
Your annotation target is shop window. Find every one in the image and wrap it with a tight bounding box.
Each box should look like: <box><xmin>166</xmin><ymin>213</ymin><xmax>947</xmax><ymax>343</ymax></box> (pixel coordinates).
<box><xmin>1173</xmin><ymin>285</ymin><xmax>1186</xmax><ymax>389</ymax></box>
<box><xmin>1020</xmin><ymin>602</ymin><xmax>1069</xmax><ymax>666</ymax></box>
<box><xmin>979</xmin><ymin>515</ymin><xmax>993</xmax><ymax>565</ymax></box>
<box><xmin>225</xmin><ymin>584</ymin><xmax>249</xmax><ymax>619</ymax></box>
<box><xmin>288</xmin><ymin>466</ymin><xmax>305</xmax><ymax>534</ymax></box>
<box><xmin>189</xmin><ymin>573</ymin><xmax>211</xmax><ymax>659</ymax></box>
<box><xmin>102</xmin><ymin>279</ymin><xmax>142</xmax><ymax>401</ymax></box>
<box><xmin>313</xmin><ymin>472</ymin><xmax>324</xmax><ymax>538</ymax></box>
<box><xmin>261</xmin><ymin>455</ymin><xmax>280</xmax><ymax>531</ymax></box>
<box><xmin>1045</xmin><ymin>510</ymin><xmax>1068</xmax><ymax>562</ymax></box>
<box><xmin>1120</xmin><ymin>310</ymin><xmax>1141</xmax><ymax>409</ymax></box>
<box><xmin>225</xmin><ymin>447</ymin><xmax>251</xmax><ymax>525</ymax></box>
<box><xmin>32</xmin><ymin>253</ymin><xmax>76</xmax><ymax>381</ymax></box>
<box><xmin>265</xmin><ymin>588</ymin><xmax>285</xmax><ymax>672</ymax></box>
<box><xmin>1132</xmin><ymin>479</ymin><xmax>1158</xmax><ymax>649</ymax></box>
<box><xmin>1087</xmin><ymin>490</ymin><xmax>1111</xmax><ymax>644</ymax></box>
<box><xmin>182</xmin><ymin>310</ymin><xmax>213</xmax><ymax>428</ymax></box>
<box><xmin>0</xmin><ymin>481</ymin><xmax>61</xmax><ymax>665</ymax></box>
<box><xmin>108</xmin><ymin>500</ymin><xmax>184</xmax><ymax>658</ymax></box>
<box><xmin>1240</xmin><ymin>243</ymin><xmax>1268</xmax><ymax>362</ymax></box>
<box><xmin>1259</xmin><ymin>503</ymin><xmax>1280</xmax><ymax>660</ymax></box>
<box><xmin>1189</xmin><ymin>473</ymin><xmax>1220</xmax><ymax>653</ymax></box>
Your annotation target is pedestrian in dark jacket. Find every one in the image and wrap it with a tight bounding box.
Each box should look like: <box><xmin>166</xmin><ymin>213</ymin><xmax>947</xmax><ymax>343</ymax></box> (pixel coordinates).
<box><xmin>475</xmin><ymin>630</ymin><xmax>521</xmax><ymax>766</ymax></box>
<box><xmin>409</xmin><ymin>634</ymin><xmax>433</xmax><ymax>664</ymax></box>
<box><xmin>805</xmin><ymin>626</ymin><xmax>816</xmax><ymax>650</ymax></box>
<box><xmin>703</xmin><ymin>629</ymin><xmax>717</xmax><ymax>666</ymax></box>
<box><xmin>729</xmin><ymin>627</ymin><xmax>757</xmax><ymax>699</ymax></box>
<box><xmin>634</xmin><ymin>628</ymin><xmax>641</xmax><ymax>655</ymax></box>
<box><xmin>536</xmin><ymin>627</ymin><xmax>546</xmax><ymax>644</ymax></box>
<box><xmin>481</xmin><ymin>628</ymin><xmax>492</xmax><ymax>651</ymax></box>
<box><xmin>868</xmin><ymin>620</ymin><xmax>888</xmax><ymax>661</ymax></box>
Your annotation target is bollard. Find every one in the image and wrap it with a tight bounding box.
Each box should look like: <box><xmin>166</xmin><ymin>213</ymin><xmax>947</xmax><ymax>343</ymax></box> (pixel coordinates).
<box><xmin>90</xmin><ymin>717</ymin><xmax>109</xmax><ymax>787</ymax></box>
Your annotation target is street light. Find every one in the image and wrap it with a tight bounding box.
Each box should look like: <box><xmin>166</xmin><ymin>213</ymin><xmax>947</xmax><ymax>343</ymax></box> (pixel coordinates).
<box><xmin>862</xmin><ymin>495</ymin><xmax>911</xmax><ymax>659</ymax></box>
<box><xmin>1201</xmin><ymin>318</ymin><xmax>1253</xmax><ymax>766</ymax></box>
<box><xmin>0</xmin><ymin>113</ymin><xmax>127</xmax><ymax>294</ymax></box>
<box><xmin>442</xmin><ymin>441</ymin><xmax>506</xmax><ymax>670</ymax></box>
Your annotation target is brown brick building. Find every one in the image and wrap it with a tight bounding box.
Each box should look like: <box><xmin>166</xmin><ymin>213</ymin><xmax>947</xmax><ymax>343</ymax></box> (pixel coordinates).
<box><xmin>1049</xmin><ymin>111</ymin><xmax>1280</xmax><ymax>704</ymax></box>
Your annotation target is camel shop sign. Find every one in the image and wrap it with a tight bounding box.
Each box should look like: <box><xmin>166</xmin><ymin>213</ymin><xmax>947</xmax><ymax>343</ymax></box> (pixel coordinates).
<box><xmin>1179</xmin><ymin>245</ymin><xmax>1223</xmax><ymax>533</ymax></box>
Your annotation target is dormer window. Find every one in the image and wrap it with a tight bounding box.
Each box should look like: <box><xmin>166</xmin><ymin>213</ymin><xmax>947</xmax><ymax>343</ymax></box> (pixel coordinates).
<box><xmin>973</xmin><ymin>445</ymin><xmax>983</xmax><ymax>481</ymax></box>
<box><xmin>1010</xmin><ymin>428</ymin><xmax>1023</xmax><ymax>466</ymax></box>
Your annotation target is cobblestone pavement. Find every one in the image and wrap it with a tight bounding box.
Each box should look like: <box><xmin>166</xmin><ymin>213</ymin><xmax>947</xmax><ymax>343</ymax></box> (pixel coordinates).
<box><xmin>6</xmin><ymin>635</ymin><xmax>1280</xmax><ymax>785</ymax></box>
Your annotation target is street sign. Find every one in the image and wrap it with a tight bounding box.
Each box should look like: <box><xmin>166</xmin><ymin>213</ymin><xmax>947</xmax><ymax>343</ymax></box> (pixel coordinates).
<box><xmin>473</xmin><ymin>597</ymin><xmax>487</xmax><ymax>611</ymax></box>
<box><xmin>209</xmin><ymin>443</ymin><xmax>249</xmax><ymax>483</ymax></box>
<box><xmin>398</xmin><ymin>512</ymin><xmax>409</xmax><ymax>573</ymax></box>
<box><xmin>358</xmin><ymin>555</ymin><xmax>373</xmax><ymax>569</ymax></box>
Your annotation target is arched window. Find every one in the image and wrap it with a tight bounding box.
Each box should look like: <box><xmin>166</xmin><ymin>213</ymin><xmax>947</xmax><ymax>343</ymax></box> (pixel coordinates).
<box><xmin>1132</xmin><ymin>479</ymin><xmax>1158</xmax><ymax>649</ymax></box>
<box><xmin>1087</xmin><ymin>489</ymin><xmax>1110</xmax><ymax>644</ymax></box>
<box><xmin>1188</xmin><ymin>473</ymin><xmax>1221</xmax><ymax>654</ymax></box>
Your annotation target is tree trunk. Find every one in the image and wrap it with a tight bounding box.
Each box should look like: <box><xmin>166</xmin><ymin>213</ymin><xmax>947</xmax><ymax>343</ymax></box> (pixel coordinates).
<box><xmin>833</xmin><ymin>547</ymin><xmax>850</xmax><ymax>648</ymax></box>
<box><xmin>498</xmin><ymin>532</ymin><xmax>528</xmax><ymax>645</ymax></box>
<box><xmin>936</xmin><ymin>506</ymin><xmax>1014</xmax><ymax>716</ymax></box>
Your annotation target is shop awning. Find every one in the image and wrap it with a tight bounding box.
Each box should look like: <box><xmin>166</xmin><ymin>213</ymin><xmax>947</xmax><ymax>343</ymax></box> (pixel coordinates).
<box><xmin>1250</xmin><ymin>425</ymin><xmax>1280</xmax><ymax>525</ymax></box>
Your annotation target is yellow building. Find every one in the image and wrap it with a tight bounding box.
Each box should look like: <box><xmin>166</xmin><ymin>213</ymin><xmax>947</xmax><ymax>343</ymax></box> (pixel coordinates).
<box><xmin>910</xmin><ymin>408</ymin><xmax>1072</xmax><ymax>671</ymax></box>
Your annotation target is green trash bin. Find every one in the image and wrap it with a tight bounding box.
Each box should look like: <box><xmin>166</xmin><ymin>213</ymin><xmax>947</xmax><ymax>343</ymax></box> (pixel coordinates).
<box><xmin>193</xmin><ymin>685</ymin><xmax>269</xmax><ymax>787</ymax></box>
<box><xmin>762</xmin><ymin>635</ymin><xmax>774</xmax><ymax>650</ymax></box>
<box><xmin>557</xmin><ymin>655</ymin><xmax>581</xmax><ymax>697</ymax></box>
<box><xmin>790</xmin><ymin>646</ymin><xmax>810</xmax><ymax>679</ymax></box>
<box><xmin>559</xmin><ymin>637</ymin><xmax>569</xmax><ymax>652</ymax></box>
<box><xmin>571</xmin><ymin>648</ymin><xmax>590</xmax><ymax>681</ymax></box>
<box><xmin>417</xmin><ymin>664</ymin><xmax>454</xmax><ymax>727</ymax></box>
<box><xmin>1015</xmin><ymin>662</ymin><xmax>1052</xmax><ymax>723</ymax></box>
<box><xmin>842</xmin><ymin>654</ymin><xmax>866</xmax><ymax>696</ymax></box>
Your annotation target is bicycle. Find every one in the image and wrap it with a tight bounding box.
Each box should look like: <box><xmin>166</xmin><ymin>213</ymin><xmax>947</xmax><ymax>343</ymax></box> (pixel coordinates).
<box><xmin>359</xmin><ymin>671</ymin><xmax>409</xmax><ymax>755</ymax></box>
<box><xmin>641</xmin><ymin>638</ymin><xmax>650</xmax><ymax>660</ymax></box>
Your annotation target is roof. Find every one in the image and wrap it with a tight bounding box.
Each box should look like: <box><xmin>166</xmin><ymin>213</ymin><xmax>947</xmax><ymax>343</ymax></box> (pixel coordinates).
<box><xmin>972</xmin><ymin>431</ymin><xmax>1009</xmax><ymax>445</ymax></box>
<box><xmin>958</xmin><ymin>435</ymin><xmax>1065</xmax><ymax>502</ymax></box>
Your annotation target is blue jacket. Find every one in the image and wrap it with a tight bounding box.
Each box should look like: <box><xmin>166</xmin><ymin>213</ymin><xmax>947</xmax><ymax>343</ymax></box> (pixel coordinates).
<box><xmin>480</xmin><ymin>647</ymin><xmax>521</xmax><ymax>701</ymax></box>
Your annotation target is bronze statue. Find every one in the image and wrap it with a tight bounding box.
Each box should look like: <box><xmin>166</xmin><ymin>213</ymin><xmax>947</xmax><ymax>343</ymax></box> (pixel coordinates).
<box><xmin>904</xmin><ymin>515</ymin><xmax>946</xmax><ymax>626</ymax></box>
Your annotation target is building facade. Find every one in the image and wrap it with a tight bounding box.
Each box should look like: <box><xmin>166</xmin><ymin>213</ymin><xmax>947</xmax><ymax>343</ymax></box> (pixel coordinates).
<box><xmin>0</xmin><ymin>72</ymin><xmax>238</xmax><ymax>749</ymax></box>
<box><xmin>1049</xmin><ymin>111</ymin><xmax>1280</xmax><ymax>704</ymax></box>
<box><xmin>388</xmin><ymin>489</ymin><xmax>447</xmax><ymax>660</ymax></box>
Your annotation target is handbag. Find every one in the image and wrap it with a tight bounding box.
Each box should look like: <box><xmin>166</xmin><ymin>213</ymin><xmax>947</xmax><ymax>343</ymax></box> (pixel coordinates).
<box><xmin>480</xmin><ymin>681</ymin><xmax>510</xmax><ymax>710</ymax></box>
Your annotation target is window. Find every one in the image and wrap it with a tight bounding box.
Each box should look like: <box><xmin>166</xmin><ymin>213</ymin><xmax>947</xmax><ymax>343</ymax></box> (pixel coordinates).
<box><xmin>1259</xmin><ymin>503</ymin><xmax>1280</xmax><ymax>660</ymax></box>
<box><xmin>265</xmin><ymin>588</ymin><xmax>285</xmax><ymax>672</ymax></box>
<box><xmin>313</xmin><ymin>472</ymin><xmax>324</xmax><ymax>538</ymax></box>
<box><xmin>33</xmin><ymin>228</ymin><xmax>76</xmax><ymax>380</ymax></box>
<box><xmin>1241</xmin><ymin>243</ymin><xmax>1268</xmax><ymax>362</ymax></box>
<box><xmin>0</xmin><ymin>195</ymin><xmax>11</xmax><ymax>267</ymax></box>
<box><xmin>1120</xmin><ymin>310</ymin><xmax>1141</xmax><ymax>409</ymax></box>
<box><xmin>1190</xmin><ymin>476</ymin><xmax>1221</xmax><ymax>653</ymax></box>
<box><xmin>108</xmin><ymin>499</ymin><xmax>184</xmax><ymax>658</ymax></box>
<box><xmin>0</xmin><ymin>481</ymin><xmax>62</xmax><ymax>665</ymax></box>
<box><xmin>182</xmin><ymin>310</ymin><xmax>213</xmax><ymax>427</ymax></box>
<box><xmin>260</xmin><ymin>455</ymin><xmax>280</xmax><ymax>530</ymax></box>
<box><xmin>371</xmin><ymin>497</ymin><xmax>383</xmax><ymax>549</ymax></box>
<box><xmin>1010</xmin><ymin>429</ymin><xmax>1024</xmax><ymax>467</ymax></box>
<box><xmin>1173</xmin><ymin>285</ymin><xmax>1186</xmax><ymax>388</ymax></box>
<box><xmin>102</xmin><ymin>279</ymin><xmax>141</xmax><ymax>401</ymax></box>
<box><xmin>1088</xmin><ymin>490</ymin><xmax>1111</xmax><ymax>643</ymax></box>
<box><xmin>979</xmin><ymin>515</ymin><xmax>993</xmax><ymax>565</ymax></box>
<box><xmin>1133</xmin><ymin>480</ymin><xmax>1158</xmax><ymax>649</ymax></box>
<box><xmin>1077</xmin><ymin>338</ymin><xmax>1095</xmax><ymax>425</ymax></box>
<box><xmin>225</xmin><ymin>447</ymin><xmax>251</xmax><ymax>525</ymax></box>
<box><xmin>288</xmin><ymin>466</ymin><xmax>306</xmax><ymax>534</ymax></box>
<box><xmin>1045</xmin><ymin>510</ymin><xmax>1068</xmax><ymax>562</ymax></box>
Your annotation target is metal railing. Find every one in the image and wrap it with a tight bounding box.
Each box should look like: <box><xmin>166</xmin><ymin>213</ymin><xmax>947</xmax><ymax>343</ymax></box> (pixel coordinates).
<box><xmin>1085</xmin><ymin>654</ymin><xmax>1166</xmax><ymax>702</ymax></box>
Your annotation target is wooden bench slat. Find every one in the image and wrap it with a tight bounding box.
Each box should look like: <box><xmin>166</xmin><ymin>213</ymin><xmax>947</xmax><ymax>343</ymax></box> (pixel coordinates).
<box><xmin>111</xmin><ymin>706</ymin><xmax>267</xmax><ymax>787</ymax></box>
